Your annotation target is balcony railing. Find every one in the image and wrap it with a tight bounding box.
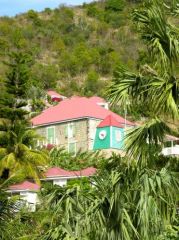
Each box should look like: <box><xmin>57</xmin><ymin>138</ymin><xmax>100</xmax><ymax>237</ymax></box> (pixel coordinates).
<box><xmin>162</xmin><ymin>145</ymin><xmax>179</xmax><ymax>156</ymax></box>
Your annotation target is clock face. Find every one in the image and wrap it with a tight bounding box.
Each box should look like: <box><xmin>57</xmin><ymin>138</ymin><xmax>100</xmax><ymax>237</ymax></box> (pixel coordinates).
<box><xmin>99</xmin><ymin>130</ymin><xmax>107</xmax><ymax>140</ymax></box>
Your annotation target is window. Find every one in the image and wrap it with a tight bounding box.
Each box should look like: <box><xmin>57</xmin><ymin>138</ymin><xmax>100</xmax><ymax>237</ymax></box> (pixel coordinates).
<box><xmin>68</xmin><ymin>142</ymin><xmax>76</xmax><ymax>155</ymax></box>
<box><xmin>47</xmin><ymin>127</ymin><xmax>55</xmax><ymax>144</ymax></box>
<box><xmin>67</xmin><ymin>123</ymin><xmax>75</xmax><ymax>139</ymax></box>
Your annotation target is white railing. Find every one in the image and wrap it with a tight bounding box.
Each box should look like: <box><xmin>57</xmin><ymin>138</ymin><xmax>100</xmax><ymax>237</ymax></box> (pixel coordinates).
<box><xmin>162</xmin><ymin>145</ymin><xmax>179</xmax><ymax>156</ymax></box>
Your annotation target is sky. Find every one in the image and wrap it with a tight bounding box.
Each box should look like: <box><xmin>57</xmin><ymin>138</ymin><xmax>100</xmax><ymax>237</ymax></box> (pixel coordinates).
<box><xmin>0</xmin><ymin>0</ymin><xmax>93</xmax><ymax>16</ymax></box>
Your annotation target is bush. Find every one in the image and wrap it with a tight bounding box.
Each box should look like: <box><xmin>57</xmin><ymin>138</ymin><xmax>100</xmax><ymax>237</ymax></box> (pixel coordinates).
<box><xmin>27</xmin><ymin>10</ymin><xmax>38</xmax><ymax>20</ymax></box>
<box><xmin>84</xmin><ymin>70</ymin><xmax>101</xmax><ymax>96</ymax></box>
<box><xmin>105</xmin><ymin>0</ymin><xmax>125</xmax><ymax>12</ymax></box>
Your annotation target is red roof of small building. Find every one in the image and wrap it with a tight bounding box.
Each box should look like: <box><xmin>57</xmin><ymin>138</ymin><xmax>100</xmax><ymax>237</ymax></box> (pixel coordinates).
<box><xmin>47</xmin><ymin>90</ymin><xmax>62</xmax><ymax>98</ymax></box>
<box><xmin>31</xmin><ymin>97</ymin><xmax>134</xmax><ymax>126</ymax></box>
<box><xmin>89</xmin><ymin>96</ymin><xmax>107</xmax><ymax>104</ymax></box>
<box><xmin>8</xmin><ymin>181</ymin><xmax>40</xmax><ymax>191</ymax></box>
<box><xmin>45</xmin><ymin>167</ymin><xmax>96</xmax><ymax>178</ymax></box>
<box><xmin>47</xmin><ymin>90</ymin><xmax>66</xmax><ymax>101</ymax></box>
<box><xmin>165</xmin><ymin>135</ymin><xmax>179</xmax><ymax>141</ymax></box>
<box><xmin>98</xmin><ymin>115</ymin><xmax>124</xmax><ymax>128</ymax></box>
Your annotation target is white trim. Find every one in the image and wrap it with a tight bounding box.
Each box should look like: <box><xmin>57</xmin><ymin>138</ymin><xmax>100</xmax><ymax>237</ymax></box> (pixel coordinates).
<box><xmin>6</xmin><ymin>190</ymin><xmax>38</xmax><ymax>193</ymax></box>
<box><xmin>33</xmin><ymin>116</ymin><xmax>134</xmax><ymax>128</ymax></box>
<box><xmin>92</xmin><ymin>128</ymin><xmax>97</xmax><ymax>150</ymax></box>
<box><xmin>33</xmin><ymin>117</ymin><xmax>101</xmax><ymax>128</ymax></box>
<box><xmin>110</xmin><ymin>126</ymin><xmax>112</xmax><ymax>148</ymax></box>
<box><xmin>41</xmin><ymin>175</ymin><xmax>90</xmax><ymax>181</ymax></box>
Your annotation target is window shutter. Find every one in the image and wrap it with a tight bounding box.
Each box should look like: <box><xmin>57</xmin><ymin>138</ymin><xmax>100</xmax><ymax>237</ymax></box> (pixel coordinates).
<box><xmin>47</xmin><ymin>127</ymin><xmax>55</xmax><ymax>144</ymax></box>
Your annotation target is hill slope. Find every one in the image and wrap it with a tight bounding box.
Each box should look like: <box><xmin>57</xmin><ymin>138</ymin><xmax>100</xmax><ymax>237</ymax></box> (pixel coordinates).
<box><xmin>0</xmin><ymin>1</ymin><xmax>142</xmax><ymax>97</ymax></box>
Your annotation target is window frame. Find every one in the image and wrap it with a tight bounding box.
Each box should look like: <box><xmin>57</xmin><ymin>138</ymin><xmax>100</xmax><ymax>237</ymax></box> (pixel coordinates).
<box><xmin>67</xmin><ymin>122</ymin><xmax>75</xmax><ymax>139</ymax></box>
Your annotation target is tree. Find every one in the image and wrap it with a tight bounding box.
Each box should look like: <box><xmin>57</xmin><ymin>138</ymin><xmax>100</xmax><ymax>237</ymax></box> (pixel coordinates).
<box><xmin>0</xmin><ymin>189</ymin><xmax>14</xmax><ymax>239</ymax></box>
<box><xmin>0</xmin><ymin>52</ymin><xmax>48</xmax><ymax>181</ymax></box>
<box><xmin>37</xmin><ymin>154</ymin><xmax>178</xmax><ymax>240</ymax></box>
<box><xmin>105</xmin><ymin>0</ymin><xmax>125</xmax><ymax>12</ymax></box>
<box><xmin>83</xmin><ymin>70</ymin><xmax>101</xmax><ymax>96</ymax></box>
<box><xmin>0</xmin><ymin>51</ymin><xmax>33</xmax><ymax>123</ymax></box>
<box><xmin>0</xmin><ymin>122</ymin><xmax>48</xmax><ymax>181</ymax></box>
<box><xmin>107</xmin><ymin>0</ymin><xmax>179</xmax><ymax>159</ymax></box>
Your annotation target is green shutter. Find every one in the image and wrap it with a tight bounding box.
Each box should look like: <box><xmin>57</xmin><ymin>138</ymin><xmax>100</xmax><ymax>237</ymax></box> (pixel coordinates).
<box><xmin>47</xmin><ymin>127</ymin><xmax>55</xmax><ymax>144</ymax></box>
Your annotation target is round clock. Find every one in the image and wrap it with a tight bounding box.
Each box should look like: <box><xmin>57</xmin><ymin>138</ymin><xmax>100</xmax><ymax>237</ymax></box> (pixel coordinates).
<box><xmin>99</xmin><ymin>130</ymin><xmax>107</xmax><ymax>140</ymax></box>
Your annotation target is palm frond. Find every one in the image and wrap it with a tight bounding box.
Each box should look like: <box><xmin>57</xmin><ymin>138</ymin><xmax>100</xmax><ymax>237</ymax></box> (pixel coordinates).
<box><xmin>132</xmin><ymin>1</ymin><xmax>179</xmax><ymax>71</ymax></box>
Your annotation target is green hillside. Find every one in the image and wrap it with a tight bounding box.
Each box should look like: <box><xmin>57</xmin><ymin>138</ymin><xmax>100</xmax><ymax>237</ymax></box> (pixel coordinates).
<box><xmin>0</xmin><ymin>0</ymin><xmax>142</xmax><ymax>97</ymax></box>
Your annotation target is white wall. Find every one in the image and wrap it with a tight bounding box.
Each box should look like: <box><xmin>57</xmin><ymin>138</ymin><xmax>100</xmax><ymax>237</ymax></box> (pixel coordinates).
<box><xmin>88</xmin><ymin>119</ymin><xmax>101</xmax><ymax>150</ymax></box>
<box><xmin>53</xmin><ymin>179</ymin><xmax>67</xmax><ymax>186</ymax></box>
<box><xmin>19</xmin><ymin>191</ymin><xmax>39</xmax><ymax>212</ymax></box>
<box><xmin>162</xmin><ymin>145</ymin><xmax>179</xmax><ymax>156</ymax></box>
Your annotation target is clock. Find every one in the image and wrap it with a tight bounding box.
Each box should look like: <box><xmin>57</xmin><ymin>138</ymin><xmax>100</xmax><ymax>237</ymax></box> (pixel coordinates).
<box><xmin>99</xmin><ymin>130</ymin><xmax>107</xmax><ymax>140</ymax></box>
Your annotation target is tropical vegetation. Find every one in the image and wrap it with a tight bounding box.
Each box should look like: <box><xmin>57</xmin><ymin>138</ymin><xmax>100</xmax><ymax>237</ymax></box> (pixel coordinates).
<box><xmin>0</xmin><ymin>0</ymin><xmax>178</xmax><ymax>240</ymax></box>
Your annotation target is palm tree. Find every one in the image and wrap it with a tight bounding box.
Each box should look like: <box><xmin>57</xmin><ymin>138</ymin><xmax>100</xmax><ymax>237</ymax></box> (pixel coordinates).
<box><xmin>0</xmin><ymin>121</ymin><xmax>48</xmax><ymax>181</ymax></box>
<box><xmin>37</xmin><ymin>154</ymin><xmax>178</xmax><ymax>240</ymax></box>
<box><xmin>107</xmin><ymin>0</ymin><xmax>179</xmax><ymax>160</ymax></box>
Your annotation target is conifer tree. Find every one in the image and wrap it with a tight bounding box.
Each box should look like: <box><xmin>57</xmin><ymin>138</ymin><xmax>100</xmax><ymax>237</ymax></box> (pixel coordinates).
<box><xmin>0</xmin><ymin>51</ymin><xmax>33</xmax><ymax>123</ymax></box>
<box><xmin>0</xmin><ymin>51</ymin><xmax>48</xmax><ymax>180</ymax></box>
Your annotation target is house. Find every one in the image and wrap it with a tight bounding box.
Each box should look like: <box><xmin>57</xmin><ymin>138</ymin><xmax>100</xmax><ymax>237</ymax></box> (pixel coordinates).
<box><xmin>43</xmin><ymin>167</ymin><xmax>97</xmax><ymax>186</ymax></box>
<box><xmin>7</xmin><ymin>181</ymin><xmax>40</xmax><ymax>212</ymax></box>
<box><xmin>31</xmin><ymin>96</ymin><xmax>135</xmax><ymax>154</ymax></box>
<box><xmin>6</xmin><ymin>167</ymin><xmax>96</xmax><ymax>211</ymax></box>
<box><xmin>47</xmin><ymin>90</ymin><xmax>66</xmax><ymax>102</ymax></box>
<box><xmin>162</xmin><ymin>135</ymin><xmax>179</xmax><ymax>156</ymax></box>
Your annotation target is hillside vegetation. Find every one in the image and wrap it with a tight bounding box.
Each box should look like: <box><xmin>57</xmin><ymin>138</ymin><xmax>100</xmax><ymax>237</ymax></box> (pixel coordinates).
<box><xmin>0</xmin><ymin>0</ymin><xmax>142</xmax><ymax>97</ymax></box>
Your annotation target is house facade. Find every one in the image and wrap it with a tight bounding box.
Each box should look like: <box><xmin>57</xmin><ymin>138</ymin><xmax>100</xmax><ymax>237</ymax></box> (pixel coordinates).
<box><xmin>31</xmin><ymin>96</ymin><xmax>135</xmax><ymax>154</ymax></box>
<box><xmin>7</xmin><ymin>181</ymin><xmax>40</xmax><ymax>212</ymax></box>
<box><xmin>36</xmin><ymin>118</ymin><xmax>100</xmax><ymax>153</ymax></box>
<box><xmin>162</xmin><ymin>135</ymin><xmax>179</xmax><ymax>157</ymax></box>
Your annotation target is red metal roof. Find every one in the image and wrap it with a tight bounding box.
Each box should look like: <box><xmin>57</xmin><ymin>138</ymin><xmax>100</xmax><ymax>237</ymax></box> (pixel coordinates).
<box><xmin>45</xmin><ymin>167</ymin><xmax>97</xmax><ymax>178</ymax></box>
<box><xmin>98</xmin><ymin>115</ymin><xmax>124</xmax><ymax>128</ymax></box>
<box><xmin>165</xmin><ymin>135</ymin><xmax>179</xmax><ymax>141</ymax></box>
<box><xmin>47</xmin><ymin>90</ymin><xmax>66</xmax><ymax>102</ymax></box>
<box><xmin>8</xmin><ymin>181</ymin><xmax>40</xmax><ymax>191</ymax></box>
<box><xmin>89</xmin><ymin>96</ymin><xmax>107</xmax><ymax>103</ymax></box>
<box><xmin>31</xmin><ymin>97</ymin><xmax>134</xmax><ymax>126</ymax></box>
<box><xmin>47</xmin><ymin>90</ymin><xmax>63</xmax><ymax>98</ymax></box>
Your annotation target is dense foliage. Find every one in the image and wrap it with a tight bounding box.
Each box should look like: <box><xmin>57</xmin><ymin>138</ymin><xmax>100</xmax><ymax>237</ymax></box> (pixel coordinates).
<box><xmin>0</xmin><ymin>1</ymin><xmax>178</xmax><ymax>240</ymax></box>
